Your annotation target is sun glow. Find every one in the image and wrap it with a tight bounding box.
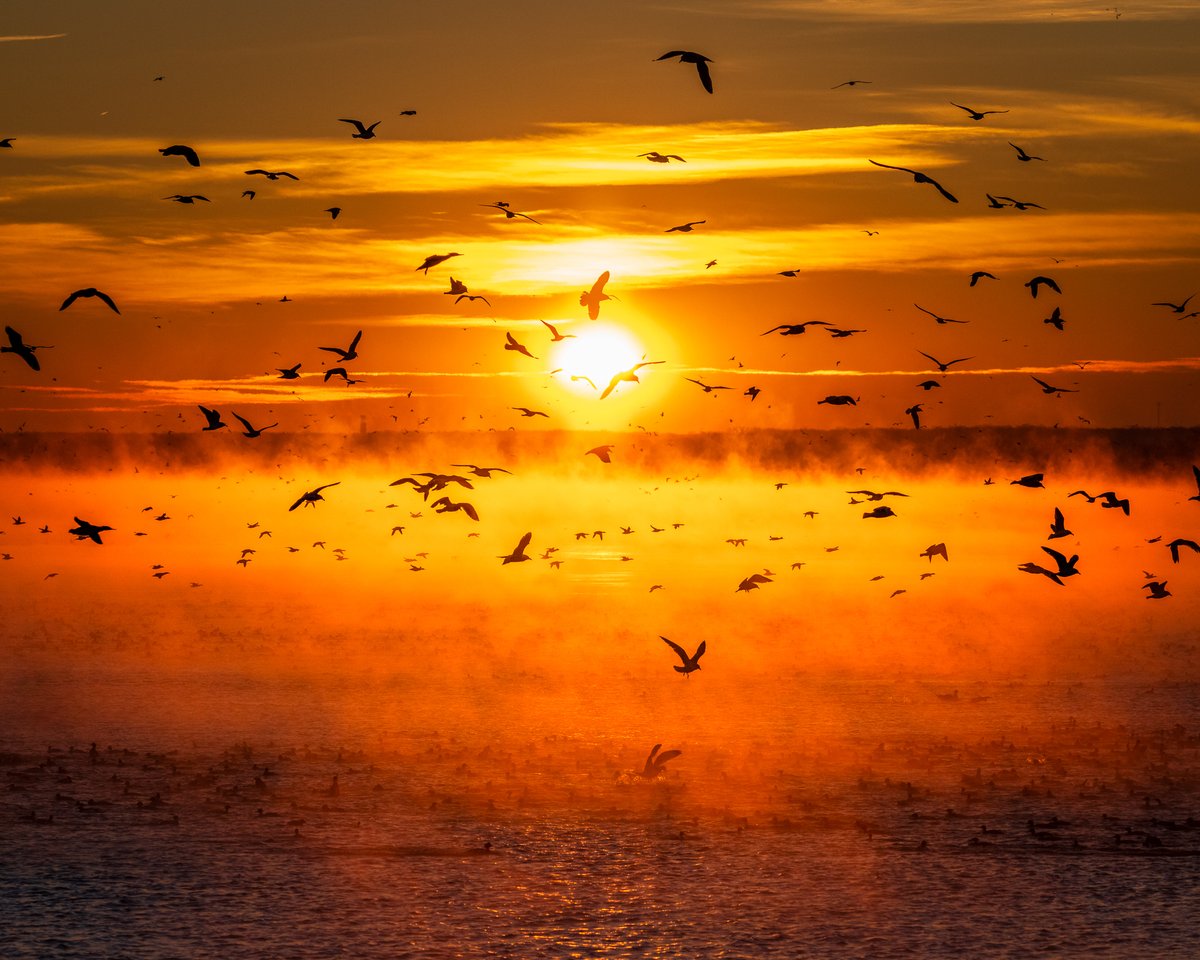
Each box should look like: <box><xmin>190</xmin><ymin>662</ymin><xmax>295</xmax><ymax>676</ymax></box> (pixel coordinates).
<box><xmin>549</xmin><ymin>322</ymin><xmax>647</xmax><ymax>397</ymax></box>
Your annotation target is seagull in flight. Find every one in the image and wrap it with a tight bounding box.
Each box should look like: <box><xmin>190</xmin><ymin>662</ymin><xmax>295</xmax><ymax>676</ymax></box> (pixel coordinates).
<box><xmin>504</xmin><ymin>332</ymin><xmax>537</xmax><ymax>359</ymax></box>
<box><xmin>661</xmin><ymin>636</ymin><xmax>705</xmax><ymax>678</ymax></box>
<box><xmin>1009</xmin><ymin>142</ymin><xmax>1045</xmax><ymax>162</ymax></box>
<box><xmin>994</xmin><ymin>196</ymin><xmax>1044</xmax><ymax>211</ymax></box>
<box><xmin>245</xmin><ymin>169</ymin><xmax>299</xmax><ymax>180</ymax></box>
<box><xmin>540</xmin><ymin>320</ymin><xmax>574</xmax><ymax>341</ymax></box>
<box><xmin>163</xmin><ymin>194</ymin><xmax>210</xmax><ymax>204</ymax></box>
<box><xmin>480</xmin><ymin>201</ymin><xmax>540</xmax><ymax>224</ymax></box>
<box><xmin>198</xmin><ymin>405</ymin><xmax>226</xmax><ymax>431</ymax></box>
<box><xmin>289</xmin><ymin>482</ymin><xmax>341</xmax><ymax>512</ymax></box>
<box><xmin>868</xmin><ymin>160</ymin><xmax>958</xmax><ymax>203</ymax></box>
<box><xmin>159</xmin><ymin>144</ymin><xmax>200</xmax><ymax>166</ymax></box>
<box><xmin>920</xmin><ymin>543</ymin><xmax>949</xmax><ymax>562</ymax></box>
<box><xmin>512</xmin><ymin>406</ymin><xmax>549</xmax><ymax>418</ymax></box>
<box><xmin>685</xmin><ymin>378</ymin><xmax>732</xmax><ymax>393</ymax></box>
<box><xmin>451</xmin><ymin>464</ymin><xmax>512</xmax><ymax>478</ymax></box>
<box><xmin>1044</xmin><ymin>307</ymin><xmax>1066</xmax><ymax>331</ymax></box>
<box><xmin>1042</xmin><ymin>545</ymin><xmax>1080</xmax><ymax>580</ymax></box>
<box><xmin>1190</xmin><ymin>465</ymin><xmax>1200</xmax><ymax>503</ymax></box>
<box><xmin>950</xmin><ymin>101</ymin><xmax>1009</xmax><ymax>120</ymax></box>
<box><xmin>905</xmin><ymin>403</ymin><xmax>923</xmax><ymax>429</ymax></box>
<box><xmin>1031</xmin><ymin>376</ymin><xmax>1077</xmax><ymax>395</ymax></box>
<box><xmin>818</xmin><ymin>395</ymin><xmax>858</xmax><ymax>406</ymax></box>
<box><xmin>430</xmin><ymin>497</ymin><xmax>480</xmax><ymax>521</ymax></box>
<box><xmin>338</xmin><ymin>118</ymin><xmax>380</xmax><ymax>139</ymax></box>
<box><xmin>1025</xmin><ymin>276</ymin><xmax>1061</xmax><ymax>298</ymax></box>
<box><xmin>919</xmin><ymin>351</ymin><xmax>973</xmax><ymax>372</ymax></box>
<box><xmin>914</xmin><ymin>304</ymin><xmax>968</xmax><ymax>325</ymax></box>
<box><xmin>323</xmin><ymin>367</ymin><xmax>361</xmax><ymax>385</ymax></box>
<box><xmin>416</xmin><ymin>252</ymin><xmax>462</xmax><ymax>274</ymax></box>
<box><xmin>499</xmin><ymin>531</ymin><xmax>532</xmax><ymax>564</ymax></box>
<box><xmin>639</xmin><ymin>152</ymin><xmax>685</xmax><ymax>163</ymax></box>
<box><xmin>639</xmin><ymin>743</ymin><xmax>682</xmax><ymax>778</ymax></box>
<box><xmin>969</xmin><ymin>271</ymin><xmax>997</xmax><ymax>286</ymax></box>
<box><xmin>832</xmin><ymin>79</ymin><xmax>872</xmax><ymax>88</ymax></box>
<box><xmin>2</xmin><ymin>326</ymin><xmax>47</xmax><ymax>370</ymax></box>
<box><xmin>655</xmin><ymin>50</ymin><xmax>713</xmax><ymax>93</ymax></box>
<box><xmin>600</xmin><ymin>360</ymin><xmax>664</xmax><ymax>400</ymax></box>
<box><xmin>580</xmin><ymin>271</ymin><xmax>612</xmax><ymax>320</ymax></box>
<box><xmin>1168</xmin><ymin>538</ymin><xmax>1199</xmax><ymax>563</ymax></box>
<box><xmin>665</xmin><ymin>220</ymin><xmax>705</xmax><ymax>233</ymax></box>
<box><xmin>60</xmin><ymin>288</ymin><xmax>120</xmax><ymax>314</ymax></box>
<box><xmin>231</xmin><ymin>412</ymin><xmax>277</xmax><ymax>438</ymax></box>
<box><xmin>1048</xmin><ymin>507</ymin><xmax>1072</xmax><ymax>540</ymax></box>
<box><xmin>319</xmin><ymin>330</ymin><xmax>362</xmax><ymax>362</ymax></box>
<box><xmin>761</xmin><ymin>321</ymin><xmax>831</xmax><ymax>336</ymax></box>
<box><xmin>69</xmin><ymin>517</ymin><xmax>114</xmax><ymax>544</ymax></box>
<box><xmin>587</xmin><ymin>445</ymin><xmax>615</xmax><ymax>463</ymax></box>
<box><xmin>1152</xmin><ymin>294</ymin><xmax>1195</xmax><ymax>313</ymax></box>
<box><xmin>1143</xmin><ymin>581</ymin><xmax>1171</xmax><ymax>600</ymax></box>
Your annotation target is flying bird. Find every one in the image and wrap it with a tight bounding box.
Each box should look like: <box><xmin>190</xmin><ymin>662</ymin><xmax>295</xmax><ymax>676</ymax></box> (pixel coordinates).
<box><xmin>686</xmin><ymin>378</ymin><xmax>731</xmax><ymax>393</ymax></box>
<box><xmin>661</xmin><ymin>636</ymin><xmax>705</xmax><ymax>677</ymax></box>
<box><xmin>655</xmin><ymin>50</ymin><xmax>714</xmax><ymax>93</ymax></box>
<box><xmin>919</xmin><ymin>351</ymin><xmax>973</xmax><ymax>372</ymax></box>
<box><xmin>1011</xmin><ymin>473</ymin><xmax>1044</xmax><ymax>488</ymax></box>
<box><xmin>1042</xmin><ymin>546</ymin><xmax>1080</xmax><ymax>580</ymax></box>
<box><xmin>504</xmin><ymin>332</ymin><xmax>537</xmax><ymax>359</ymax></box>
<box><xmin>456</xmin><ymin>294</ymin><xmax>490</xmax><ymax>306</ymax></box>
<box><xmin>580</xmin><ymin>271</ymin><xmax>612</xmax><ymax>320</ymax></box>
<box><xmin>159</xmin><ymin>144</ymin><xmax>200</xmax><ymax>166</ymax></box>
<box><xmin>499</xmin><ymin>531</ymin><xmax>532</xmax><ymax>564</ymax></box>
<box><xmin>1025</xmin><ymin>276</ymin><xmax>1061</xmax><ymax>298</ymax></box>
<box><xmin>905</xmin><ymin>403</ymin><xmax>923</xmax><ymax>429</ymax></box>
<box><xmin>1152</xmin><ymin>294</ymin><xmax>1195</xmax><ymax>313</ymax></box>
<box><xmin>863</xmin><ymin>506</ymin><xmax>896</xmax><ymax>519</ymax></box>
<box><xmin>430</xmin><ymin>497</ymin><xmax>480</xmax><ymax>521</ymax></box>
<box><xmin>69</xmin><ymin>517</ymin><xmax>113</xmax><ymax>544</ymax></box>
<box><xmin>969</xmin><ymin>271</ymin><xmax>997</xmax><ymax>286</ymax></box>
<box><xmin>1048</xmin><ymin>507</ymin><xmax>1072</xmax><ymax>540</ymax></box>
<box><xmin>600</xmin><ymin>360</ymin><xmax>664</xmax><ymax>400</ymax></box>
<box><xmin>231</xmin><ymin>412</ymin><xmax>277</xmax><ymax>438</ymax></box>
<box><xmin>323</xmin><ymin>367</ymin><xmax>361</xmax><ymax>385</ymax></box>
<box><xmin>639</xmin><ymin>152</ymin><xmax>685</xmax><ymax>163</ymax></box>
<box><xmin>60</xmin><ymin>288</ymin><xmax>120</xmax><ymax>314</ymax></box>
<box><xmin>950</xmin><ymin>101</ymin><xmax>1009</xmax><ymax>120</ymax></box>
<box><xmin>1031</xmin><ymin>376</ymin><xmax>1077</xmax><ymax>395</ymax></box>
<box><xmin>416</xmin><ymin>252</ymin><xmax>462</xmax><ymax>274</ymax></box>
<box><xmin>665</xmin><ymin>220</ymin><xmax>705</xmax><ymax>233</ymax></box>
<box><xmin>319</xmin><ymin>330</ymin><xmax>362</xmax><ymax>362</ymax></box>
<box><xmin>245</xmin><ymin>169</ymin><xmax>299</xmax><ymax>180</ymax></box>
<box><xmin>1143</xmin><ymin>581</ymin><xmax>1171</xmax><ymax>600</ymax></box>
<box><xmin>163</xmin><ymin>194</ymin><xmax>210</xmax><ymax>203</ymax></box>
<box><xmin>832</xmin><ymin>79</ymin><xmax>872</xmax><ymax>88</ymax></box>
<box><xmin>289</xmin><ymin>482</ymin><xmax>341</xmax><ymax>512</ymax></box>
<box><xmin>1044</xmin><ymin>307</ymin><xmax>1066</xmax><ymax>331</ymax></box>
<box><xmin>512</xmin><ymin>407</ymin><xmax>549</xmax><ymax>418</ymax></box>
<box><xmin>1009</xmin><ymin>142</ymin><xmax>1045</xmax><ymax>162</ymax></box>
<box><xmin>338</xmin><ymin>118</ymin><xmax>380</xmax><ymax>139</ymax></box>
<box><xmin>198</xmin><ymin>405</ymin><xmax>226</xmax><ymax>431</ymax></box>
<box><xmin>324</xmin><ymin>207</ymin><xmax>341</xmax><ymax>220</ymax></box>
<box><xmin>994</xmin><ymin>196</ymin><xmax>1044</xmax><ymax>211</ymax></box>
<box><xmin>868</xmin><ymin>160</ymin><xmax>958</xmax><ymax>203</ymax></box>
<box><xmin>761</xmin><ymin>321</ymin><xmax>831</xmax><ymax>337</ymax></box>
<box><xmin>451</xmin><ymin>464</ymin><xmax>512</xmax><ymax>479</ymax></box>
<box><xmin>480</xmin><ymin>201</ymin><xmax>540</xmax><ymax>224</ymax></box>
<box><xmin>587</xmin><ymin>445</ymin><xmax>615</xmax><ymax>463</ymax></box>
<box><xmin>2</xmin><ymin>326</ymin><xmax>45</xmax><ymax>370</ymax></box>
<box><xmin>920</xmin><ymin>543</ymin><xmax>948</xmax><ymax>562</ymax></box>
<box><xmin>1190</xmin><ymin>465</ymin><xmax>1200</xmax><ymax>503</ymax></box>
<box><xmin>1167</xmin><ymin>538</ymin><xmax>1199</xmax><ymax>564</ymax></box>
<box><xmin>914</xmin><ymin>304</ymin><xmax>968</xmax><ymax>325</ymax></box>
<box><xmin>639</xmin><ymin>743</ymin><xmax>682</xmax><ymax>778</ymax></box>
<box><xmin>818</xmin><ymin>395</ymin><xmax>858</xmax><ymax>406</ymax></box>
<box><xmin>540</xmin><ymin>320</ymin><xmax>574</xmax><ymax>341</ymax></box>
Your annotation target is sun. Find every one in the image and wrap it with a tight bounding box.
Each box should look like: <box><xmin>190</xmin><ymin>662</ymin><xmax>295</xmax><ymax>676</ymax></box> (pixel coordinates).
<box><xmin>549</xmin><ymin>322</ymin><xmax>648</xmax><ymax>397</ymax></box>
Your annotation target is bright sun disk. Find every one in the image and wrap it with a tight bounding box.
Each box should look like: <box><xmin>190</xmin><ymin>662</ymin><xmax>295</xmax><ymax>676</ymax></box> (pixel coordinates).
<box><xmin>550</xmin><ymin>323</ymin><xmax>646</xmax><ymax>397</ymax></box>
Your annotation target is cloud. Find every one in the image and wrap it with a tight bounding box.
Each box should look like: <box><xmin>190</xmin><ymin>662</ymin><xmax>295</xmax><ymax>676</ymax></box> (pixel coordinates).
<box><xmin>740</xmin><ymin>2</ymin><xmax>1195</xmax><ymax>23</ymax></box>
<box><xmin>0</xmin><ymin>33</ymin><xmax>66</xmax><ymax>42</ymax></box>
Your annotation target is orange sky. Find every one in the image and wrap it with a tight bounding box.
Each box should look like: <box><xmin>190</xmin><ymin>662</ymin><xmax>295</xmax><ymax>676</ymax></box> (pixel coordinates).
<box><xmin>1</xmin><ymin>1</ymin><xmax>1198</xmax><ymax>432</ymax></box>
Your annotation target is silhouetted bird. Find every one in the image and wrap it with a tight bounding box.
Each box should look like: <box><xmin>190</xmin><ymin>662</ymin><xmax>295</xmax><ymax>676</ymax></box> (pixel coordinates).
<box><xmin>69</xmin><ymin>517</ymin><xmax>113</xmax><ymax>544</ymax></box>
<box><xmin>159</xmin><ymin>144</ymin><xmax>200</xmax><ymax>166</ymax></box>
<box><xmin>198</xmin><ymin>405</ymin><xmax>226</xmax><ymax>431</ymax></box>
<box><xmin>163</xmin><ymin>194</ymin><xmax>210</xmax><ymax>203</ymax></box>
<box><xmin>639</xmin><ymin>151</ymin><xmax>685</xmax><ymax>163</ymax></box>
<box><xmin>818</xmin><ymin>395</ymin><xmax>858</xmax><ymax>406</ymax></box>
<box><xmin>1025</xmin><ymin>276</ymin><xmax>1061</xmax><ymax>298</ymax></box>
<box><xmin>338</xmin><ymin>118</ymin><xmax>380</xmax><ymax>139</ymax></box>
<box><xmin>1009</xmin><ymin>142</ymin><xmax>1045</xmax><ymax>161</ymax></box>
<box><xmin>905</xmin><ymin>403</ymin><xmax>923</xmax><ymax>429</ymax></box>
<box><xmin>2</xmin><ymin>326</ymin><xmax>44</xmax><ymax>370</ymax></box>
<box><xmin>915</xmin><ymin>304</ymin><xmax>968</xmax><ymax>325</ymax></box>
<box><xmin>587</xmin><ymin>445</ymin><xmax>614</xmax><ymax>463</ymax></box>
<box><xmin>430</xmin><ymin>496</ymin><xmax>480</xmax><ymax>521</ymax></box>
<box><xmin>60</xmin><ymin>288</ymin><xmax>120</xmax><ymax>314</ymax></box>
<box><xmin>863</xmin><ymin>506</ymin><xmax>896</xmax><ymax>519</ymax></box>
<box><xmin>499</xmin><ymin>531</ymin><xmax>532</xmax><ymax>564</ymax></box>
<box><xmin>480</xmin><ymin>201</ymin><xmax>540</xmax><ymax>224</ymax></box>
<box><xmin>289</xmin><ymin>482</ymin><xmax>340</xmax><ymax>512</ymax></box>
<box><xmin>416</xmin><ymin>252</ymin><xmax>461</xmax><ymax>273</ymax></box>
<box><xmin>1152</xmin><ymin>294</ymin><xmax>1195</xmax><ymax>313</ymax></box>
<box><xmin>950</xmin><ymin>101</ymin><xmax>1009</xmax><ymax>120</ymax></box>
<box><xmin>277</xmin><ymin>363</ymin><xmax>301</xmax><ymax>379</ymax></box>
<box><xmin>1168</xmin><ymin>538</ymin><xmax>1199</xmax><ymax>563</ymax></box>
<box><xmin>661</xmin><ymin>636</ymin><xmax>705</xmax><ymax>677</ymax></box>
<box><xmin>920</xmin><ymin>543</ymin><xmax>949</xmax><ymax>562</ymax></box>
<box><xmin>1143</xmin><ymin>581</ymin><xmax>1171</xmax><ymax>600</ymax></box>
<box><xmin>231</xmin><ymin>412</ymin><xmax>277</xmax><ymax>438</ymax></box>
<box><xmin>580</xmin><ymin>271</ymin><xmax>611</xmax><ymax>320</ymax></box>
<box><xmin>665</xmin><ymin>220</ymin><xmax>705</xmax><ymax>233</ymax></box>
<box><xmin>762</xmin><ymin>321</ymin><xmax>831</xmax><ymax>336</ymax></box>
<box><xmin>512</xmin><ymin>407</ymin><xmax>548</xmax><ymax>418</ymax></box>
<box><xmin>245</xmin><ymin>169</ymin><xmax>299</xmax><ymax>180</ymax></box>
<box><xmin>1031</xmin><ymin>376</ymin><xmax>1077</xmax><ymax>395</ymax></box>
<box><xmin>1011</xmin><ymin>473</ymin><xmax>1044</xmax><ymax>488</ymax></box>
<box><xmin>919</xmin><ymin>351</ymin><xmax>973</xmax><ymax>372</ymax></box>
<box><xmin>1048</xmin><ymin>507</ymin><xmax>1072</xmax><ymax>540</ymax></box>
<box><xmin>320</xmin><ymin>330</ymin><xmax>362</xmax><ymax>362</ymax></box>
<box><xmin>504</xmin><ymin>332</ymin><xmax>536</xmax><ymax>359</ymax></box>
<box><xmin>1044</xmin><ymin>307</ymin><xmax>1065</xmax><ymax>331</ymax></box>
<box><xmin>868</xmin><ymin>159</ymin><xmax>958</xmax><ymax>203</ymax></box>
<box><xmin>655</xmin><ymin>50</ymin><xmax>713</xmax><ymax>93</ymax></box>
<box><xmin>969</xmin><ymin>271</ymin><xmax>996</xmax><ymax>286</ymax></box>
<box><xmin>600</xmin><ymin>360</ymin><xmax>663</xmax><ymax>400</ymax></box>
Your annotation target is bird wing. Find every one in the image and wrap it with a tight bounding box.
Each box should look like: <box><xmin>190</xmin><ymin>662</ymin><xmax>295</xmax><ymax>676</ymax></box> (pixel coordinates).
<box><xmin>591</xmin><ymin>271</ymin><xmax>610</xmax><ymax>296</ymax></box>
<box><xmin>695</xmin><ymin>59</ymin><xmax>713</xmax><ymax>93</ymax></box>
<box><xmin>461</xmin><ymin>503</ymin><xmax>479</xmax><ymax>521</ymax></box>
<box><xmin>695</xmin><ymin>640</ymin><xmax>706</xmax><ymax>660</ymax></box>
<box><xmin>348</xmin><ymin>330</ymin><xmax>362</xmax><ymax>352</ymax></box>
<box><xmin>513</xmin><ymin>531</ymin><xmax>532</xmax><ymax>557</ymax></box>
<box><xmin>868</xmin><ymin>159</ymin><xmax>907</xmax><ymax>173</ymax></box>
<box><xmin>926</xmin><ymin>176</ymin><xmax>959</xmax><ymax>203</ymax></box>
<box><xmin>661</xmin><ymin>636</ymin><xmax>689</xmax><ymax>664</ymax></box>
<box><xmin>231</xmin><ymin>412</ymin><xmax>252</xmax><ymax>432</ymax></box>
<box><xmin>599</xmin><ymin>374</ymin><xmax>620</xmax><ymax>400</ymax></box>
<box><xmin>655</xmin><ymin>51</ymin><xmax>686</xmax><ymax>61</ymax></box>
<box><xmin>314</xmin><ymin>482</ymin><xmax>341</xmax><ymax>494</ymax></box>
<box><xmin>338</xmin><ymin>118</ymin><xmax>366</xmax><ymax>133</ymax></box>
<box><xmin>652</xmin><ymin>749</ymin><xmax>682</xmax><ymax>769</ymax></box>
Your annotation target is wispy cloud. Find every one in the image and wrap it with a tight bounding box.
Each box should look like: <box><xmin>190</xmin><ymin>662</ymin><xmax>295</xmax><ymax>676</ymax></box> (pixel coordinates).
<box><xmin>742</xmin><ymin>2</ymin><xmax>1194</xmax><ymax>23</ymax></box>
<box><xmin>0</xmin><ymin>33</ymin><xmax>66</xmax><ymax>42</ymax></box>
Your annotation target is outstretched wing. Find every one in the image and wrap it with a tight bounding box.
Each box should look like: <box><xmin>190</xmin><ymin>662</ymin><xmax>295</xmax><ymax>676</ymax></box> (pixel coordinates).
<box><xmin>660</xmin><ymin>635</ymin><xmax>689</xmax><ymax>665</ymax></box>
<box><xmin>695</xmin><ymin>59</ymin><xmax>713</xmax><ymax>93</ymax></box>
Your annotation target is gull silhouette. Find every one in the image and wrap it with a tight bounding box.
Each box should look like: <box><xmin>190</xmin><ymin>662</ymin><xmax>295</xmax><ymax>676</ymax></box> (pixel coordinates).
<box><xmin>868</xmin><ymin>160</ymin><xmax>958</xmax><ymax>203</ymax></box>
<box><xmin>1025</xmin><ymin>276</ymin><xmax>1060</xmax><ymax>298</ymax></box>
<box><xmin>600</xmin><ymin>360</ymin><xmax>664</xmax><ymax>400</ymax></box>
<box><xmin>499</xmin><ymin>531</ymin><xmax>532</xmax><ymax>564</ymax></box>
<box><xmin>1190</xmin><ymin>465</ymin><xmax>1200</xmax><ymax>503</ymax></box>
<box><xmin>1042</xmin><ymin>546</ymin><xmax>1080</xmax><ymax>580</ymax></box>
<box><xmin>655</xmin><ymin>50</ymin><xmax>713</xmax><ymax>93</ymax></box>
<box><xmin>504</xmin><ymin>332</ymin><xmax>536</xmax><ymax>359</ymax></box>
<box><xmin>587</xmin><ymin>445</ymin><xmax>615</xmax><ymax>463</ymax></box>
<box><xmin>914</xmin><ymin>304</ymin><xmax>968</xmax><ymax>325</ymax></box>
<box><xmin>761</xmin><ymin>321</ymin><xmax>831</xmax><ymax>336</ymax></box>
<box><xmin>818</xmin><ymin>395</ymin><xmax>858</xmax><ymax>406</ymax></box>
<box><xmin>686</xmin><ymin>378</ymin><xmax>731</xmax><ymax>393</ymax></box>
<box><xmin>416</xmin><ymin>252</ymin><xmax>461</xmax><ymax>274</ymax></box>
<box><xmin>863</xmin><ymin>506</ymin><xmax>896</xmax><ymax>519</ymax></box>
<box><xmin>60</xmin><ymin>288</ymin><xmax>120</xmax><ymax>314</ymax></box>
<box><xmin>920</xmin><ymin>543</ymin><xmax>949</xmax><ymax>562</ymax></box>
<box><xmin>512</xmin><ymin>407</ymin><xmax>548</xmax><ymax>418</ymax></box>
<box><xmin>198</xmin><ymin>405</ymin><xmax>226</xmax><ymax>431</ymax></box>
<box><xmin>1009</xmin><ymin>142</ymin><xmax>1045</xmax><ymax>162</ymax></box>
<box><xmin>905</xmin><ymin>403</ymin><xmax>923</xmax><ymax>429</ymax></box>
<box><xmin>1152</xmin><ymin>294</ymin><xmax>1195</xmax><ymax>313</ymax></box>
<box><xmin>832</xmin><ymin>79</ymin><xmax>872</xmax><ymax>88</ymax></box>
<box><xmin>431</xmin><ymin>496</ymin><xmax>480</xmax><ymax>521</ymax></box>
<box><xmin>2</xmin><ymin>326</ymin><xmax>46</xmax><ymax>370</ymax></box>
<box><xmin>320</xmin><ymin>330</ymin><xmax>362</xmax><ymax>362</ymax></box>
<box><xmin>661</xmin><ymin>636</ymin><xmax>705</xmax><ymax>678</ymax></box>
<box><xmin>69</xmin><ymin>517</ymin><xmax>113</xmax><ymax>544</ymax></box>
<box><xmin>639</xmin><ymin>151</ymin><xmax>685</xmax><ymax>163</ymax></box>
<box><xmin>163</xmin><ymin>194</ymin><xmax>210</xmax><ymax>203</ymax></box>
<box><xmin>950</xmin><ymin>101</ymin><xmax>1009</xmax><ymax>120</ymax></box>
<box><xmin>231</xmin><ymin>412</ymin><xmax>277</xmax><ymax>438</ymax></box>
<box><xmin>994</xmin><ymin>196</ymin><xmax>1044</xmax><ymax>210</ymax></box>
<box><xmin>338</xmin><ymin>118</ymin><xmax>380</xmax><ymax>139</ymax></box>
<box><xmin>480</xmin><ymin>201</ymin><xmax>540</xmax><ymax>224</ymax></box>
<box><xmin>289</xmin><ymin>482</ymin><xmax>340</xmax><ymax>512</ymax></box>
<box><xmin>1168</xmin><ymin>538</ymin><xmax>1199</xmax><ymax>563</ymax></box>
<box><xmin>639</xmin><ymin>743</ymin><xmax>682</xmax><ymax>778</ymax></box>
<box><xmin>451</xmin><ymin>464</ymin><xmax>512</xmax><ymax>478</ymax></box>
<box><xmin>919</xmin><ymin>351</ymin><xmax>973</xmax><ymax>372</ymax></box>
<box><xmin>245</xmin><ymin>169</ymin><xmax>299</xmax><ymax>180</ymax></box>
<box><xmin>159</xmin><ymin>144</ymin><xmax>200</xmax><ymax>166</ymax></box>
<box><xmin>323</xmin><ymin>367</ymin><xmax>361</xmax><ymax>385</ymax></box>
<box><xmin>580</xmin><ymin>270</ymin><xmax>612</xmax><ymax>320</ymax></box>
<box><xmin>1031</xmin><ymin>376</ymin><xmax>1077</xmax><ymax>395</ymax></box>
<box><xmin>1044</xmin><ymin>307</ymin><xmax>1065</xmax><ymax>331</ymax></box>
<box><xmin>1143</xmin><ymin>581</ymin><xmax>1171</xmax><ymax>600</ymax></box>
<box><xmin>1011</xmin><ymin>473</ymin><xmax>1045</xmax><ymax>488</ymax></box>
<box><xmin>969</xmin><ymin>271</ymin><xmax>997</xmax><ymax>286</ymax></box>
<box><xmin>665</xmin><ymin>220</ymin><xmax>705</xmax><ymax>233</ymax></box>
<box><xmin>540</xmin><ymin>320</ymin><xmax>574</xmax><ymax>341</ymax></box>
<box><xmin>1048</xmin><ymin>507</ymin><xmax>1072</xmax><ymax>540</ymax></box>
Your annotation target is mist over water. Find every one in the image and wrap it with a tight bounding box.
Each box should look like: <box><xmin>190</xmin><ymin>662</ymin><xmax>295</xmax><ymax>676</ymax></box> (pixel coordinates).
<box><xmin>3</xmin><ymin>427</ymin><xmax>1200</xmax><ymax>957</ymax></box>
